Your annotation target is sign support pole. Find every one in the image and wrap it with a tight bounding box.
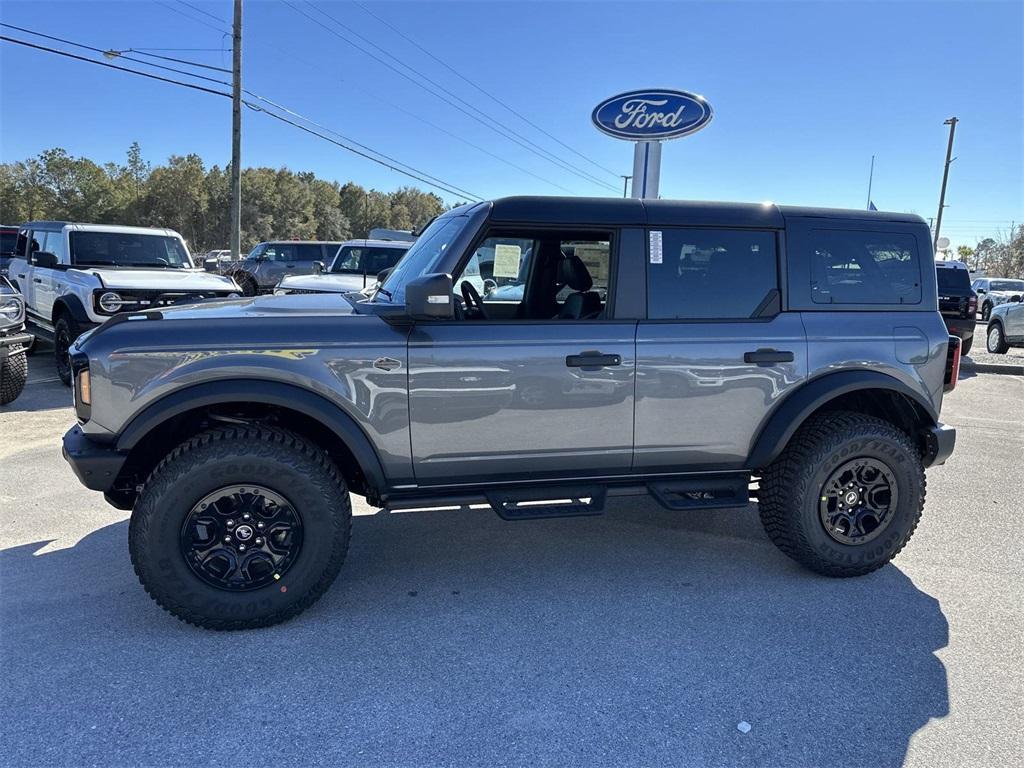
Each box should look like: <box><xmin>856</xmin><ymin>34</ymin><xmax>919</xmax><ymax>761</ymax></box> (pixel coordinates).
<box><xmin>631</xmin><ymin>141</ymin><xmax>662</xmax><ymax>199</ymax></box>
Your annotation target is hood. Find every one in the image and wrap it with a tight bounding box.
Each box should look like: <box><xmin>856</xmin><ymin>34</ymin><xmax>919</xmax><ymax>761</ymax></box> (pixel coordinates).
<box><xmin>148</xmin><ymin>292</ymin><xmax>358</xmax><ymax>321</ymax></box>
<box><xmin>76</xmin><ymin>267</ymin><xmax>238</xmax><ymax>292</ymax></box>
<box><xmin>278</xmin><ymin>273</ymin><xmax>372</xmax><ymax>293</ymax></box>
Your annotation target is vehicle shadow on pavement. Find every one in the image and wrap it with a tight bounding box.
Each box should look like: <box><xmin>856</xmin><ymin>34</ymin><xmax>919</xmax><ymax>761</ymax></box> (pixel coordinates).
<box><xmin>1</xmin><ymin>504</ymin><xmax>948</xmax><ymax>767</ymax></box>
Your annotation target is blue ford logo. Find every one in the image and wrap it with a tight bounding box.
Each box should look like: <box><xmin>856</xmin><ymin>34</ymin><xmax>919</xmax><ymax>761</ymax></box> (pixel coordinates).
<box><xmin>592</xmin><ymin>89</ymin><xmax>713</xmax><ymax>140</ymax></box>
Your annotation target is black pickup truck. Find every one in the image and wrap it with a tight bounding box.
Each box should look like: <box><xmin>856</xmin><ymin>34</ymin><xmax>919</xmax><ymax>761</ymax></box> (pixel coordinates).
<box><xmin>935</xmin><ymin>260</ymin><xmax>976</xmax><ymax>355</ymax></box>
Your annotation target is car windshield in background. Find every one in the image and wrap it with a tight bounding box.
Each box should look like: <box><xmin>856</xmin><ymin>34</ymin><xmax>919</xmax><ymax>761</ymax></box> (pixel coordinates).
<box><xmin>376</xmin><ymin>216</ymin><xmax>467</xmax><ymax>303</ymax></box>
<box><xmin>332</xmin><ymin>246</ymin><xmax>408</xmax><ymax>276</ymax></box>
<box><xmin>69</xmin><ymin>232</ymin><xmax>192</xmax><ymax>268</ymax></box>
<box><xmin>936</xmin><ymin>267</ymin><xmax>972</xmax><ymax>291</ymax></box>
<box><xmin>990</xmin><ymin>280</ymin><xmax>1024</xmax><ymax>292</ymax></box>
<box><xmin>0</xmin><ymin>231</ymin><xmax>17</xmax><ymax>255</ymax></box>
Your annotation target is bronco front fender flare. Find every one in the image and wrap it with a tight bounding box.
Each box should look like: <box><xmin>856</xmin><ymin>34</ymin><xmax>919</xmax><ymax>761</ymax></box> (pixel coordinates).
<box><xmin>745</xmin><ymin>370</ymin><xmax>938</xmax><ymax>470</ymax></box>
<box><xmin>116</xmin><ymin>379</ymin><xmax>389</xmax><ymax>497</ymax></box>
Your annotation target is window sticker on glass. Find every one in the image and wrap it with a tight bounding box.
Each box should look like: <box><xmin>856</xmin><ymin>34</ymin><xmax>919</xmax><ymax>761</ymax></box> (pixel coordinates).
<box><xmin>649</xmin><ymin>231</ymin><xmax>663</xmax><ymax>264</ymax></box>
<box><xmin>492</xmin><ymin>243</ymin><xmax>522</xmax><ymax>278</ymax></box>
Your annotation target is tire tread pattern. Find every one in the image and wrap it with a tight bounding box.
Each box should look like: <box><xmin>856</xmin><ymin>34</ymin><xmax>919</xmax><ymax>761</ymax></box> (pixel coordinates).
<box><xmin>0</xmin><ymin>350</ymin><xmax>28</xmax><ymax>405</ymax></box>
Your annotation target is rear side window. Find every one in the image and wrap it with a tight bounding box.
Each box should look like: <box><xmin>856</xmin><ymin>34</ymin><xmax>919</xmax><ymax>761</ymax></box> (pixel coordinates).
<box><xmin>808</xmin><ymin>230</ymin><xmax>921</xmax><ymax>305</ymax></box>
<box><xmin>646</xmin><ymin>228</ymin><xmax>777</xmax><ymax>319</ymax></box>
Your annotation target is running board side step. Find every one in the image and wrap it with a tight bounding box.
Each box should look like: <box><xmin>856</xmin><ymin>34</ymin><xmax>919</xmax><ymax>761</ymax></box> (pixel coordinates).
<box><xmin>485</xmin><ymin>485</ymin><xmax>607</xmax><ymax>520</ymax></box>
<box><xmin>647</xmin><ymin>475</ymin><xmax>749</xmax><ymax>511</ymax></box>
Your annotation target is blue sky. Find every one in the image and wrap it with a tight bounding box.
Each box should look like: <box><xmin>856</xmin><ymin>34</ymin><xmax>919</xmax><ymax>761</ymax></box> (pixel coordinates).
<box><xmin>1</xmin><ymin>0</ymin><xmax>1021</xmax><ymax>249</ymax></box>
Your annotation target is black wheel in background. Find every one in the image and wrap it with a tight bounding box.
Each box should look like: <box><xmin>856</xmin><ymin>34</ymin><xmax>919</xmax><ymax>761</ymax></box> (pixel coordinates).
<box><xmin>53</xmin><ymin>314</ymin><xmax>80</xmax><ymax>386</ymax></box>
<box><xmin>960</xmin><ymin>334</ymin><xmax>973</xmax><ymax>356</ymax></box>
<box><xmin>0</xmin><ymin>350</ymin><xmax>28</xmax><ymax>404</ymax></box>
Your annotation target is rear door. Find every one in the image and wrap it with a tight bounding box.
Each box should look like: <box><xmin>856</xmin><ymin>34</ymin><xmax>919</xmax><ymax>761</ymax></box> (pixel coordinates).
<box><xmin>10</xmin><ymin>229</ymin><xmax>36</xmax><ymax>311</ymax></box>
<box><xmin>32</xmin><ymin>229</ymin><xmax>66</xmax><ymax>321</ymax></box>
<box><xmin>634</xmin><ymin>226</ymin><xmax>807</xmax><ymax>472</ymax></box>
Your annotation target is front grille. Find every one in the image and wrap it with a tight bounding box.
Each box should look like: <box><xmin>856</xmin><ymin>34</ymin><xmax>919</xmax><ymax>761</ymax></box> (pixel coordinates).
<box><xmin>112</xmin><ymin>290</ymin><xmax>234</xmax><ymax>311</ymax></box>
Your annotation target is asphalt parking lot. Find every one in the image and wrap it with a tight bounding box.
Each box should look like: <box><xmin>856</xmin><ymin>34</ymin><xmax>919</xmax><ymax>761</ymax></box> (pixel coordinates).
<box><xmin>1</xmin><ymin>351</ymin><xmax>1022</xmax><ymax>767</ymax></box>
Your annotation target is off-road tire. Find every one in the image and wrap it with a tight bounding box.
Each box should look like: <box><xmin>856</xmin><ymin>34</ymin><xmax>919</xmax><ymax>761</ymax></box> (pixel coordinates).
<box><xmin>233</xmin><ymin>270</ymin><xmax>259</xmax><ymax>297</ymax></box>
<box><xmin>981</xmin><ymin>302</ymin><xmax>992</xmax><ymax>321</ymax></box>
<box><xmin>759</xmin><ymin>411</ymin><xmax>925</xmax><ymax>577</ymax></box>
<box><xmin>987</xmin><ymin>322</ymin><xmax>1009</xmax><ymax>354</ymax></box>
<box><xmin>0</xmin><ymin>350</ymin><xmax>28</xmax><ymax>404</ymax></box>
<box><xmin>129</xmin><ymin>426</ymin><xmax>352</xmax><ymax>630</ymax></box>
<box><xmin>960</xmin><ymin>334</ymin><xmax>973</xmax><ymax>356</ymax></box>
<box><xmin>53</xmin><ymin>314</ymin><xmax>80</xmax><ymax>386</ymax></box>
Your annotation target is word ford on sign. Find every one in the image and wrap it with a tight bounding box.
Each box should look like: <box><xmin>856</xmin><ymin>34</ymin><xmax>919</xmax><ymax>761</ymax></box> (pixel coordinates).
<box><xmin>592</xmin><ymin>89</ymin><xmax>714</xmax><ymax>141</ymax></box>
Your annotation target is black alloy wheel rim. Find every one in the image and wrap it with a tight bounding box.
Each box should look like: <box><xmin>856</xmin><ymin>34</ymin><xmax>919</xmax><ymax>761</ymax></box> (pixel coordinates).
<box><xmin>180</xmin><ymin>485</ymin><xmax>303</xmax><ymax>591</ymax></box>
<box><xmin>55</xmin><ymin>327</ymin><xmax>71</xmax><ymax>380</ymax></box>
<box><xmin>818</xmin><ymin>458</ymin><xmax>899</xmax><ymax>546</ymax></box>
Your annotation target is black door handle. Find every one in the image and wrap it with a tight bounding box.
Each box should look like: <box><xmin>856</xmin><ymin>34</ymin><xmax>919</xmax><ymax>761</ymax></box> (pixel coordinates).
<box><xmin>33</xmin><ymin>278</ymin><xmax>43</xmax><ymax>284</ymax></box>
<box><xmin>566</xmin><ymin>351</ymin><xmax>622</xmax><ymax>368</ymax></box>
<box><xmin>744</xmin><ymin>348</ymin><xmax>794</xmax><ymax>366</ymax></box>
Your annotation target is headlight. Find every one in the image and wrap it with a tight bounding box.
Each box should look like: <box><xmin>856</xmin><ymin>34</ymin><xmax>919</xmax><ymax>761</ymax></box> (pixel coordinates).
<box><xmin>227</xmin><ymin>292</ymin><xmax>240</xmax><ymax>298</ymax></box>
<box><xmin>98</xmin><ymin>291</ymin><xmax>123</xmax><ymax>313</ymax></box>
<box><xmin>273</xmin><ymin>288</ymin><xmax>288</xmax><ymax>296</ymax></box>
<box><xmin>0</xmin><ymin>295</ymin><xmax>23</xmax><ymax>322</ymax></box>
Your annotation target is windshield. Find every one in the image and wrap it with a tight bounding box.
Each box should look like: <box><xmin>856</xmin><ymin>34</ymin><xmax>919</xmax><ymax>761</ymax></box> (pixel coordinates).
<box><xmin>331</xmin><ymin>245</ymin><xmax>408</xmax><ymax>275</ymax></box>
<box><xmin>936</xmin><ymin>267</ymin><xmax>971</xmax><ymax>292</ymax></box>
<box><xmin>0</xmin><ymin>231</ymin><xmax>16</xmax><ymax>256</ymax></box>
<box><xmin>376</xmin><ymin>215</ymin><xmax>468</xmax><ymax>303</ymax></box>
<box><xmin>990</xmin><ymin>280</ymin><xmax>1024</xmax><ymax>292</ymax></box>
<box><xmin>70</xmin><ymin>231</ymin><xmax>193</xmax><ymax>268</ymax></box>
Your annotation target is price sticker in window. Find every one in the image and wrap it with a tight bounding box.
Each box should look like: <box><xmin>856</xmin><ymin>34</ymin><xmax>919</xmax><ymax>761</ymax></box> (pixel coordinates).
<box><xmin>649</xmin><ymin>230</ymin><xmax>663</xmax><ymax>264</ymax></box>
<box><xmin>492</xmin><ymin>243</ymin><xmax>522</xmax><ymax>278</ymax></box>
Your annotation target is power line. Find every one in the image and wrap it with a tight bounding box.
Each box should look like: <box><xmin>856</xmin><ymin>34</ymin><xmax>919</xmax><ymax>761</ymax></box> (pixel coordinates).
<box><xmin>175</xmin><ymin>0</ymin><xmax>229</xmax><ymax>26</ymax></box>
<box><xmin>122</xmin><ymin>49</ymin><xmax>231</xmax><ymax>73</ymax></box>
<box><xmin>0</xmin><ymin>35</ymin><xmax>483</xmax><ymax>201</ymax></box>
<box><xmin>352</xmin><ymin>0</ymin><xmax>620</xmax><ymax>180</ymax></box>
<box><xmin>155</xmin><ymin>0</ymin><xmax>231</xmax><ymax>36</ymax></box>
<box><xmin>283</xmin><ymin>0</ymin><xmax>617</xmax><ymax>193</ymax></box>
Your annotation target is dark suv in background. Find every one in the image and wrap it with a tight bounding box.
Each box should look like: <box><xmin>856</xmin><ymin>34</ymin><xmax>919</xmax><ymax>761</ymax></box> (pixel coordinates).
<box><xmin>0</xmin><ymin>224</ymin><xmax>19</xmax><ymax>276</ymax></box>
<box><xmin>935</xmin><ymin>260</ymin><xmax>976</xmax><ymax>355</ymax></box>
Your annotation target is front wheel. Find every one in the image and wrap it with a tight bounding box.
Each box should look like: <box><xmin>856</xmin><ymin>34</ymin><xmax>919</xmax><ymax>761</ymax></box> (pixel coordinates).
<box><xmin>129</xmin><ymin>426</ymin><xmax>352</xmax><ymax>629</ymax></box>
<box><xmin>54</xmin><ymin>314</ymin><xmax>81</xmax><ymax>386</ymax></box>
<box><xmin>0</xmin><ymin>349</ymin><xmax>28</xmax><ymax>404</ymax></box>
<box><xmin>987</xmin><ymin>323</ymin><xmax>1009</xmax><ymax>354</ymax></box>
<box><xmin>981</xmin><ymin>302</ymin><xmax>991</xmax><ymax>321</ymax></box>
<box><xmin>759</xmin><ymin>411</ymin><xmax>925</xmax><ymax>577</ymax></box>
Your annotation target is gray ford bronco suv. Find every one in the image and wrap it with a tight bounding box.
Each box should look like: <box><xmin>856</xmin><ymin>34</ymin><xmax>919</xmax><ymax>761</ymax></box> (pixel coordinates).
<box><xmin>62</xmin><ymin>197</ymin><xmax>959</xmax><ymax>630</ymax></box>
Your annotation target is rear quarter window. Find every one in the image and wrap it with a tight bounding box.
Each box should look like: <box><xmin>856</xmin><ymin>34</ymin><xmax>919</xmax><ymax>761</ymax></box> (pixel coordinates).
<box><xmin>807</xmin><ymin>230</ymin><xmax>922</xmax><ymax>305</ymax></box>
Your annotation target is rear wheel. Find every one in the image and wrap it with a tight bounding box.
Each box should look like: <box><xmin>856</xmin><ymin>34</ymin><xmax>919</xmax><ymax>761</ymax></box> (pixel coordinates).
<box><xmin>759</xmin><ymin>411</ymin><xmax>925</xmax><ymax>577</ymax></box>
<box><xmin>987</xmin><ymin>323</ymin><xmax>1009</xmax><ymax>354</ymax></box>
<box><xmin>0</xmin><ymin>349</ymin><xmax>28</xmax><ymax>404</ymax></box>
<box><xmin>53</xmin><ymin>314</ymin><xmax>80</xmax><ymax>386</ymax></box>
<box><xmin>981</xmin><ymin>302</ymin><xmax>992</xmax><ymax>321</ymax></box>
<box><xmin>960</xmin><ymin>334</ymin><xmax>973</xmax><ymax>356</ymax></box>
<box><xmin>129</xmin><ymin>426</ymin><xmax>352</xmax><ymax>629</ymax></box>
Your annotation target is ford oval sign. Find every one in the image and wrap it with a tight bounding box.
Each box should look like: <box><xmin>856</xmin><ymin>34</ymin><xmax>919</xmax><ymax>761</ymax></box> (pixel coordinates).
<box><xmin>592</xmin><ymin>89</ymin><xmax>713</xmax><ymax>141</ymax></box>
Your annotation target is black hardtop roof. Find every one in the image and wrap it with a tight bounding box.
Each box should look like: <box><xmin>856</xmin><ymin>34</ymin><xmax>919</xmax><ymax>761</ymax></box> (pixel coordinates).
<box><xmin>480</xmin><ymin>196</ymin><xmax>926</xmax><ymax>228</ymax></box>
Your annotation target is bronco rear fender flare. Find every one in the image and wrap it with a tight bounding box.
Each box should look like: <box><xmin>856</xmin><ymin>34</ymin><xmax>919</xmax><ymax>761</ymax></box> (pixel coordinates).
<box><xmin>746</xmin><ymin>370</ymin><xmax>938</xmax><ymax>470</ymax></box>
<box><xmin>116</xmin><ymin>379</ymin><xmax>388</xmax><ymax>496</ymax></box>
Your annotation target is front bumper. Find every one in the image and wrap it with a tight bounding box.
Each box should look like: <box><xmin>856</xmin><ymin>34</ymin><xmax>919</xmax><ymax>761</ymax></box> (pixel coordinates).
<box><xmin>0</xmin><ymin>330</ymin><xmax>34</xmax><ymax>359</ymax></box>
<box><xmin>922</xmin><ymin>423</ymin><xmax>956</xmax><ymax>468</ymax></box>
<box><xmin>62</xmin><ymin>424</ymin><xmax>127</xmax><ymax>492</ymax></box>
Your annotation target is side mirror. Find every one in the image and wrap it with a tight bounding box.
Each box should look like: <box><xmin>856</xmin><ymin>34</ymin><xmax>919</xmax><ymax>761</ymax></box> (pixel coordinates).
<box><xmin>1010</xmin><ymin>295</ymin><xmax>1022</xmax><ymax>303</ymax></box>
<box><xmin>977</xmin><ymin>288</ymin><xmax>986</xmax><ymax>294</ymax></box>
<box><xmin>406</xmin><ymin>273</ymin><xmax>454</xmax><ymax>320</ymax></box>
<box><xmin>32</xmin><ymin>251</ymin><xmax>58</xmax><ymax>268</ymax></box>
<box><xmin>312</xmin><ymin>260</ymin><xmax>325</xmax><ymax>275</ymax></box>
<box><xmin>203</xmin><ymin>258</ymin><xmax>219</xmax><ymax>272</ymax></box>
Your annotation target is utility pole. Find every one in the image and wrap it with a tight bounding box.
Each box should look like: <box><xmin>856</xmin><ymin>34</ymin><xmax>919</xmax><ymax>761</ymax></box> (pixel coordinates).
<box><xmin>230</xmin><ymin>0</ymin><xmax>242</xmax><ymax>261</ymax></box>
<box><xmin>620</xmin><ymin>175</ymin><xmax>632</xmax><ymax>198</ymax></box>
<box><xmin>933</xmin><ymin>117</ymin><xmax>958</xmax><ymax>252</ymax></box>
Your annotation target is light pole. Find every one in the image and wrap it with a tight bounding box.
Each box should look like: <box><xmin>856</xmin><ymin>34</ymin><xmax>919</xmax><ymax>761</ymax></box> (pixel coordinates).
<box><xmin>933</xmin><ymin>117</ymin><xmax>957</xmax><ymax>253</ymax></box>
<box><xmin>620</xmin><ymin>175</ymin><xmax>632</xmax><ymax>198</ymax></box>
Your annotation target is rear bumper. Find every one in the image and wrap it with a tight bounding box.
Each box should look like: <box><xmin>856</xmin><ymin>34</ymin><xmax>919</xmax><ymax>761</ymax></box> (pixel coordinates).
<box><xmin>922</xmin><ymin>423</ymin><xmax>956</xmax><ymax>468</ymax></box>
<box><xmin>62</xmin><ymin>424</ymin><xmax>127</xmax><ymax>492</ymax></box>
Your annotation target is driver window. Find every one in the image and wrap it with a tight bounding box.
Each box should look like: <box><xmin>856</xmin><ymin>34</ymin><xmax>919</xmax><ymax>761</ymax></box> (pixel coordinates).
<box><xmin>452</xmin><ymin>231</ymin><xmax>613</xmax><ymax>321</ymax></box>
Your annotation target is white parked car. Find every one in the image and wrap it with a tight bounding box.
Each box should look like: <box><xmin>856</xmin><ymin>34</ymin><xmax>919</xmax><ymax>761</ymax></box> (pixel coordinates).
<box><xmin>972</xmin><ymin>277</ymin><xmax>1024</xmax><ymax>320</ymax></box>
<box><xmin>274</xmin><ymin>239</ymin><xmax>411</xmax><ymax>295</ymax></box>
<box><xmin>8</xmin><ymin>222</ymin><xmax>240</xmax><ymax>384</ymax></box>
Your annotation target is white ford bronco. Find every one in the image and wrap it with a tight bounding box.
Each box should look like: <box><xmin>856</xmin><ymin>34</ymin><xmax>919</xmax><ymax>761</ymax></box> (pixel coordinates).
<box><xmin>8</xmin><ymin>222</ymin><xmax>240</xmax><ymax>384</ymax></box>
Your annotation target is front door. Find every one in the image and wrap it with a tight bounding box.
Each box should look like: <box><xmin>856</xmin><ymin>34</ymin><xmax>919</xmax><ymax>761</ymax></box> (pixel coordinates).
<box><xmin>407</xmin><ymin>230</ymin><xmax>636</xmax><ymax>484</ymax></box>
<box><xmin>634</xmin><ymin>226</ymin><xmax>807</xmax><ymax>471</ymax></box>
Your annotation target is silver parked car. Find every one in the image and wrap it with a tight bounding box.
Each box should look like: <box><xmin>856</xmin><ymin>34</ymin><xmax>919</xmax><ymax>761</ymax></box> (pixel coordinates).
<box><xmin>274</xmin><ymin>239</ymin><xmax>411</xmax><ymax>295</ymax></box>
<box><xmin>227</xmin><ymin>241</ymin><xmax>346</xmax><ymax>295</ymax></box>
<box><xmin>62</xmin><ymin>196</ymin><xmax>958</xmax><ymax>629</ymax></box>
<box><xmin>986</xmin><ymin>291</ymin><xmax>1024</xmax><ymax>353</ymax></box>
<box><xmin>972</xmin><ymin>277</ymin><xmax>1024</xmax><ymax>320</ymax></box>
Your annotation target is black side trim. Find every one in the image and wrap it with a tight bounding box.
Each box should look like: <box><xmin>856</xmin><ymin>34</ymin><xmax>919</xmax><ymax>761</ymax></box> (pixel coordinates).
<box><xmin>746</xmin><ymin>370</ymin><xmax>938</xmax><ymax>470</ymax></box>
<box><xmin>116</xmin><ymin>380</ymin><xmax>388</xmax><ymax>496</ymax></box>
<box><xmin>53</xmin><ymin>294</ymin><xmax>91</xmax><ymax>324</ymax></box>
<box><xmin>921</xmin><ymin>423</ymin><xmax>956</xmax><ymax>468</ymax></box>
<box><xmin>63</xmin><ymin>424</ymin><xmax>128</xmax><ymax>492</ymax></box>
